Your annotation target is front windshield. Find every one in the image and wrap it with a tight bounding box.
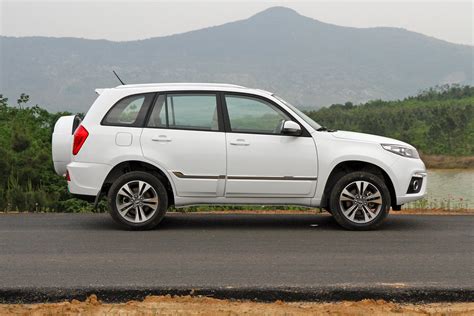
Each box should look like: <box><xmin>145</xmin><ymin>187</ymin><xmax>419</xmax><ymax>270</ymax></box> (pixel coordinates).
<box><xmin>273</xmin><ymin>95</ymin><xmax>321</xmax><ymax>131</ymax></box>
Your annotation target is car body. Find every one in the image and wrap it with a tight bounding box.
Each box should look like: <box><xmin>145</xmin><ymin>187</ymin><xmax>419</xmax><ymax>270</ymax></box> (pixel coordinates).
<box><xmin>52</xmin><ymin>83</ymin><xmax>427</xmax><ymax>230</ymax></box>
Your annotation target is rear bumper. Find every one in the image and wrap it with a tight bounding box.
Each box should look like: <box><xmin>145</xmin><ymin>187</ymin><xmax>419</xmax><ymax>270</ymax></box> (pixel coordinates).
<box><xmin>71</xmin><ymin>194</ymin><xmax>96</xmax><ymax>202</ymax></box>
<box><xmin>67</xmin><ymin>162</ymin><xmax>111</xmax><ymax>196</ymax></box>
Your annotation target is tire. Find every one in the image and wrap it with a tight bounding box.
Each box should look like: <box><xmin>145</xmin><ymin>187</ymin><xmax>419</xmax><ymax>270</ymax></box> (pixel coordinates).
<box><xmin>108</xmin><ymin>171</ymin><xmax>168</xmax><ymax>230</ymax></box>
<box><xmin>329</xmin><ymin>171</ymin><xmax>391</xmax><ymax>230</ymax></box>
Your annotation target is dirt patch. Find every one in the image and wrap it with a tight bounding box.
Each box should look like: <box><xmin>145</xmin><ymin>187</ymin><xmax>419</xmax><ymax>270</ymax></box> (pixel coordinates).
<box><xmin>394</xmin><ymin>208</ymin><xmax>474</xmax><ymax>215</ymax></box>
<box><xmin>421</xmin><ymin>155</ymin><xmax>474</xmax><ymax>169</ymax></box>
<box><xmin>1</xmin><ymin>295</ymin><xmax>473</xmax><ymax>315</ymax></box>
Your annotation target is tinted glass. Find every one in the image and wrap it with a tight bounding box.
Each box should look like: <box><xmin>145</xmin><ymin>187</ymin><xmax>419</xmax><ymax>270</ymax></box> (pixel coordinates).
<box><xmin>103</xmin><ymin>93</ymin><xmax>153</xmax><ymax>126</ymax></box>
<box><xmin>273</xmin><ymin>94</ymin><xmax>321</xmax><ymax>130</ymax></box>
<box><xmin>148</xmin><ymin>94</ymin><xmax>219</xmax><ymax>131</ymax></box>
<box><xmin>147</xmin><ymin>95</ymin><xmax>167</xmax><ymax>128</ymax></box>
<box><xmin>225</xmin><ymin>95</ymin><xmax>289</xmax><ymax>134</ymax></box>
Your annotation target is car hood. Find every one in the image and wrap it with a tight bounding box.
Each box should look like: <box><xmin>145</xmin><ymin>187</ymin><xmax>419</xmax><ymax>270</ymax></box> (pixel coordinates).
<box><xmin>330</xmin><ymin>130</ymin><xmax>411</xmax><ymax>147</ymax></box>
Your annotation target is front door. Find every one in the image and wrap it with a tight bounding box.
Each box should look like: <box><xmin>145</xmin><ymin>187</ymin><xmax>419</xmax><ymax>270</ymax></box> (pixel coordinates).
<box><xmin>141</xmin><ymin>92</ymin><xmax>226</xmax><ymax>197</ymax></box>
<box><xmin>223</xmin><ymin>94</ymin><xmax>318</xmax><ymax>197</ymax></box>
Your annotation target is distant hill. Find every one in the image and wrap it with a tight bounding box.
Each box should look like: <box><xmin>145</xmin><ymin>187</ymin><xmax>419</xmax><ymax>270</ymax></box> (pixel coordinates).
<box><xmin>1</xmin><ymin>6</ymin><xmax>473</xmax><ymax>112</ymax></box>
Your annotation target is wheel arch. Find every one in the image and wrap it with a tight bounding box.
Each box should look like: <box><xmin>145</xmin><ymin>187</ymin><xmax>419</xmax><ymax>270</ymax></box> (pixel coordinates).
<box><xmin>320</xmin><ymin>160</ymin><xmax>396</xmax><ymax>209</ymax></box>
<box><xmin>101</xmin><ymin>160</ymin><xmax>175</xmax><ymax>207</ymax></box>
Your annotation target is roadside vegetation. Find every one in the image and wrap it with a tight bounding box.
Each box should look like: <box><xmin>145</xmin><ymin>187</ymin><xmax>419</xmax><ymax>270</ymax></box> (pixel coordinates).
<box><xmin>0</xmin><ymin>85</ymin><xmax>472</xmax><ymax>212</ymax></box>
<box><xmin>308</xmin><ymin>84</ymin><xmax>474</xmax><ymax>157</ymax></box>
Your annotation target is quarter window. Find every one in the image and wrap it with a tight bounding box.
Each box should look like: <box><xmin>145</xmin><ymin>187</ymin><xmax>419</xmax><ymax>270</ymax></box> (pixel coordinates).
<box><xmin>103</xmin><ymin>93</ymin><xmax>153</xmax><ymax>126</ymax></box>
<box><xmin>147</xmin><ymin>94</ymin><xmax>219</xmax><ymax>131</ymax></box>
<box><xmin>225</xmin><ymin>95</ymin><xmax>290</xmax><ymax>134</ymax></box>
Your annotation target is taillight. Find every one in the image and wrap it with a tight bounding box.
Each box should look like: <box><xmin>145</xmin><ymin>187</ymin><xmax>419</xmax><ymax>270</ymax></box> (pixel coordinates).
<box><xmin>72</xmin><ymin>125</ymin><xmax>89</xmax><ymax>155</ymax></box>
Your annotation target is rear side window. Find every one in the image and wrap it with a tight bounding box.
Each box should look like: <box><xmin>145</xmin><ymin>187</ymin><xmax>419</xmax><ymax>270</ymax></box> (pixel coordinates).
<box><xmin>103</xmin><ymin>93</ymin><xmax>154</xmax><ymax>126</ymax></box>
<box><xmin>147</xmin><ymin>93</ymin><xmax>219</xmax><ymax>131</ymax></box>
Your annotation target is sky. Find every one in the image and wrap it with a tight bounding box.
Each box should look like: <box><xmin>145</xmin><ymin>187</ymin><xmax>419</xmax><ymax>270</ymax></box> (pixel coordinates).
<box><xmin>0</xmin><ymin>0</ymin><xmax>472</xmax><ymax>46</ymax></box>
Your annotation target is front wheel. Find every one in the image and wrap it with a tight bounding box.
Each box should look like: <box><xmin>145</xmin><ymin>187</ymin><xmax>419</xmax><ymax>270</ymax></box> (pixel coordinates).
<box><xmin>108</xmin><ymin>171</ymin><xmax>168</xmax><ymax>230</ymax></box>
<box><xmin>329</xmin><ymin>171</ymin><xmax>391</xmax><ymax>230</ymax></box>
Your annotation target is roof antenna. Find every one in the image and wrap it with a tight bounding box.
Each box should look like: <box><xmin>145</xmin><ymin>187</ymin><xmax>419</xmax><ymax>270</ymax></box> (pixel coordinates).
<box><xmin>113</xmin><ymin>70</ymin><xmax>126</xmax><ymax>85</ymax></box>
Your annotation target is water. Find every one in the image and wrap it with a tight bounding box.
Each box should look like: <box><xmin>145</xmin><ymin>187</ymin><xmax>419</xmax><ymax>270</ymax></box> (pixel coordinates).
<box><xmin>406</xmin><ymin>170</ymin><xmax>474</xmax><ymax>209</ymax></box>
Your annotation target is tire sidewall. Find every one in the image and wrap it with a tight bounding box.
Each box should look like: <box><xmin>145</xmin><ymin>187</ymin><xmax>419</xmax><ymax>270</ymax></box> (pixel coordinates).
<box><xmin>108</xmin><ymin>171</ymin><xmax>168</xmax><ymax>230</ymax></box>
<box><xmin>329</xmin><ymin>171</ymin><xmax>391</xmax><ymax>230</ymax></box>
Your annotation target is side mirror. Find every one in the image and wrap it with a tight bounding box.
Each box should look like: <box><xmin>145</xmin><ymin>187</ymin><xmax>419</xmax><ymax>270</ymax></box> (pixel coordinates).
<box><xmin>281</xmin><ymin>120</ymin><xmax>302</xmax><ymax>136</ymax></box>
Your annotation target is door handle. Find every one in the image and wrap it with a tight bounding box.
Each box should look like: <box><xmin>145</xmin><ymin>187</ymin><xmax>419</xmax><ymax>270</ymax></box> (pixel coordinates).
<box><xmin>230</xmin><ymin>139</ymin><xmax>250</xmax><ymax>146</ymax></box>
<box><xmin>152</xmin><ymin>135</ymin><xmax>172</xmax><ymax>142</ymax></box>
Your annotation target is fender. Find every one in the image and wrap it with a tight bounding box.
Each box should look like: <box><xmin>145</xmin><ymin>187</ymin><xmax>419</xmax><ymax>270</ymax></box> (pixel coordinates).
<box><xmin>315</xmin><ymin>153</ymin><xmax>400</xmax><ymax>202</ymax></box>
<box><xmin>103</xmin><ymin>155</ymin><xmax>177</xmax><ymax>197</ymax></box>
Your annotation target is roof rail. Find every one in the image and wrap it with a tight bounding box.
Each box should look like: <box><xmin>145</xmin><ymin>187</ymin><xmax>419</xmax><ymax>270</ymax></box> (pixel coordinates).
<box><xmin>115</xmin><ymin>82</ymin><xmax>247</xmax><ymax>89</ymax></box>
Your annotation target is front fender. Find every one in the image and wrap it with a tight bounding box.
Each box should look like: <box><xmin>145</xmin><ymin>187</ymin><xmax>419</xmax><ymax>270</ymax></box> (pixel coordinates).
<box><xmin>314</xmin><ymin>136</ymin><xmax>399</xmax><ymax>202</ymax></box>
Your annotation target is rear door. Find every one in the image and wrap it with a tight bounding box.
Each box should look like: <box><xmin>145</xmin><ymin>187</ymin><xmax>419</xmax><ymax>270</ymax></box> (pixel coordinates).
<box><xmin>141</xmin><ymin>92</ymin><xmax>226</xmax><ymax>197</ymax></box>
<box><xmin>223</xmin><ymin>93</ymin><xmax>318</xmax><ymax>197</ymax></box>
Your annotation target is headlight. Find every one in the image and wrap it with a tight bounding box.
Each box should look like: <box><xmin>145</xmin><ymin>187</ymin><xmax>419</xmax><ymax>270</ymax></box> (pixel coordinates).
<box><xmin>381</xmin><ymin>144</ymin><xmax>419</xmax><ymax>159</ymax></box>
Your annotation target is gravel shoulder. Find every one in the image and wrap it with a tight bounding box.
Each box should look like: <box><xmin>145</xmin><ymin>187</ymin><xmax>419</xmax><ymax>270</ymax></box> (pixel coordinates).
<box><xmin>1</xmin><ymin>295</ymin><xmax>473</xmax><ymax>315</ymax></box>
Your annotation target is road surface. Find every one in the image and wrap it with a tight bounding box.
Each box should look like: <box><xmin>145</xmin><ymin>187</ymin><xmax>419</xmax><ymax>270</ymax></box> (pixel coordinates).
<box><xmin>0</xmin><ymin>213</ymin><xmax>472</xmax><ymax>302</ymax></box>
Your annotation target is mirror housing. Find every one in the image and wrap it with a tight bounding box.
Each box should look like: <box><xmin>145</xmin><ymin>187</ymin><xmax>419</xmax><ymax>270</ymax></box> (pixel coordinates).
<box><xmin>281</xmin><ymin>120</ymin><xmax>302</xmax><ymax>136</ymax></box>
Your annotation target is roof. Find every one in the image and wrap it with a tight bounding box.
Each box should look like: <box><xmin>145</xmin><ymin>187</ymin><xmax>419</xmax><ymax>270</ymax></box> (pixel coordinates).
<box><xmin>110</xmin><ymin>82</ymin><xmax>273</xmax><ymax>96</ymax></box>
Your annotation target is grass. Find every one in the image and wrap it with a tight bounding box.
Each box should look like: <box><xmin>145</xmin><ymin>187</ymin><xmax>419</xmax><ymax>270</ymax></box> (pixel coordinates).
<box><xmin>406</xmin><ymin>196</ymin><xmax>470</xmax><ymax>211</ymax></box>
<box><xmin>1</xmin><ymin>198</ymin><xmax>472</xmax><ymax>213</ymax></box>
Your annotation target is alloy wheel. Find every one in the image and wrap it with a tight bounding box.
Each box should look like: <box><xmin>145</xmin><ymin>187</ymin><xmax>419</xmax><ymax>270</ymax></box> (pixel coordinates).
<box><xmin>339</xmin><ymin>180</ymin><xmax>383</xmax><ymax>223</ymax></box>
<box><xmin>115</xmin><ymin>180</ymin><xmax>159</xmax><ymax>223</ymax></box>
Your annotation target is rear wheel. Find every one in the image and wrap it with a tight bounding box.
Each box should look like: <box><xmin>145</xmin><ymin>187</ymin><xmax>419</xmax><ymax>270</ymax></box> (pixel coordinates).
<box><xmin>329</xmin><ymin>171</ymin><xmax>390</xmax><ymax>230</ymax></box>
<box><xmin>108</xmin><ymin>171</ymin><xmax>168</xmax><ymax>230</ymax></box>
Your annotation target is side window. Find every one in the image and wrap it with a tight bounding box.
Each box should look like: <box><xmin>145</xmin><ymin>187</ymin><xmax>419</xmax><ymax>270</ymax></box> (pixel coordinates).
<box><xmin>147</xmin><ymin>94</ymin><xmax>219</xmax><ymax>131</ymax></box>
<box><xmin>225</xmin><ymin>95</ymin><xmax>290</xmax><ymax>134</ymax></box>
<box><xmin>147</xmin><ymin>95</ymin><xmax>167</xmax><ymax>128</ymax></box>
<box><xmin>103</xmin><ymin>93</ymin><xmax>153</xmax><ymax>126</ymax></box>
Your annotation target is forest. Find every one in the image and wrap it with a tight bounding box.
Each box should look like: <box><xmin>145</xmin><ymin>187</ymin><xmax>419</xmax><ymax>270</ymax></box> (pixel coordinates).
<box><xmin>307</xmin><ymin>85</ymin><xmax>474</xmax><ymax>156</ymax></box>
<box><xmin>0</xmin><ymin>85</ymin><xmax>473</xmax><ymax>212</ymax></box>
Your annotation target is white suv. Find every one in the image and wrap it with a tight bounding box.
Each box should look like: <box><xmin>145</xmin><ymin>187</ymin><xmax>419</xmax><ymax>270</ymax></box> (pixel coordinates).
<box><xmin>52</xmin><ymin>83</ymin><xmax>427</xmax><ymax>230</ymax></box>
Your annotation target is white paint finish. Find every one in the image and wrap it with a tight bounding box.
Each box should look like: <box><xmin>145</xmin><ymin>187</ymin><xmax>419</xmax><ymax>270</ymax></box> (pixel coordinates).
<box><xmin>140</xmin><ymin>129</ymin><xmax>226</xmax><ymax>197</ymax></box>
<box><xmin>174</xmin><ymin>196</ymin><xmax>313</xmax><ymax>208</ymax></box>
<box><xmin>313</xmin><ymin>131</ymin><xmax>427</xmax><ymax>205</ymax></box>
<box><xmin>225</xmin><ymin>133</ymin><xmax>318</xmax><ymax>197</ymax></box>
<box><xmin>67</xmin><ymin>162</ymin><xmax>111</xmax><ymax>196</ymax></box>
<box><xmin>51</xmin><ymin>115</ymin><xmax>75</xmax><ymax>176</ymax></box>
<box><xmin>52</xmin><ymin>82</ymin><xmax>427</xmax><ymax>210</ymax></box>
<box><xmin>115</xmin><ymin>132</ymin><xmax>133</xmax><ymax>147</ymax></box>
<box><xmin>390</xmin><ymin>156</ymin><xmax>427</xmax><ymax>204</ymax></box>
<box><xmin>74</xmin><ymin>124</ymin><xmax>143</xmax><ymax>166</ymax></box>
<box><xmin>282</xmin><ymin>120</ymin><xmax>301</xmax><ymax>133</ymax></box>
<box><xmin>332</xmin><ymin>130</ymin><xmax>409</xmax><ymax>145</ymax></box>
<box><xmin>225</xmin><ymin>179</ymin><xmax>317</xmax><ymax>197</ymax></box>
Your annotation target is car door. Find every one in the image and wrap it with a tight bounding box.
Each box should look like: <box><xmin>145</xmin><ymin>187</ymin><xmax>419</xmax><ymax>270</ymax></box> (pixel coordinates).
<box><xmin>141</xmin><ymin>92</ymin><xmax>226</xmax><ymax>197</ymax></box>
<box><xmin>223</xmin><ymin>93</ymin><xmax>318</xmax><ymax>197</ymax></box>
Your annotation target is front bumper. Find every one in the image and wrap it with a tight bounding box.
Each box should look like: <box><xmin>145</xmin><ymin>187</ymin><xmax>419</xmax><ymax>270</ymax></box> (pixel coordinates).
<box><xmin>390</xmin><ymin>156</ymin><xmax>427</xmax><ymax>205</ymax></box>
<box><xmin>396</xmin><ymin>171</ymin><xmax>428</xmax><ymax>204</ymax></box>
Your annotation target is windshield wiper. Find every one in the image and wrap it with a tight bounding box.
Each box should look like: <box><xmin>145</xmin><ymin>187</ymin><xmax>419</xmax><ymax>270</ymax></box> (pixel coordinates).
<box><xmin>317</xmin><ymin>126</ymin><xmax>336</xmax><ymax>132</ymax></box>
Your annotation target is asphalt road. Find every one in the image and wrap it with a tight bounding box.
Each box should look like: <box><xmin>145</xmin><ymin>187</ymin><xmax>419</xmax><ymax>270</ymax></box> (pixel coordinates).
<box><xmin>0</xmin><ymin>213</ymin><xmax>473</xmax><ymax>302</ymax></box>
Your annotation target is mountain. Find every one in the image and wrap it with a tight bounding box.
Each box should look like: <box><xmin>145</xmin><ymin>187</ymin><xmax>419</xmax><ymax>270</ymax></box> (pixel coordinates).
<box><xmin>1</xmin><ymin>6</ymin><xmax>473</xmax><ymax>112</ymax></box>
